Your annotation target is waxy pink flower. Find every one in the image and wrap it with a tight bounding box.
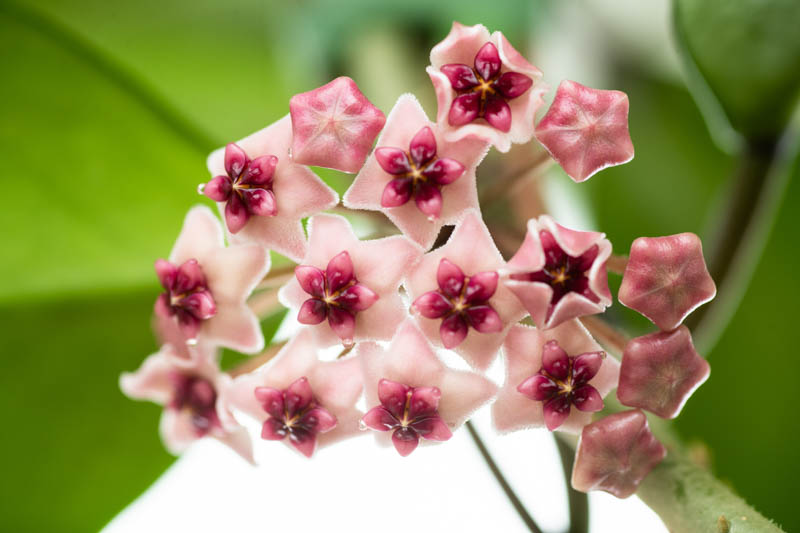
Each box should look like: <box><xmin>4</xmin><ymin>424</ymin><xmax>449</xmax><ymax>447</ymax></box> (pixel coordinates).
<box><xmin>535</xmin><ymin>80</ymin><xmax>634</xmax><ymax>182</ymax></box>
<box><xmin>618</xmin><ymin>233</ymin><xmax>716</xmax><ymax>331</ymax></box>
<box><xmin>617</xmin><ymin>326</ymin><xmax>710</xmax><ymax>419</ymax></box>
<box><xmin>493</xmin><ymin>322</ymin><xmax>619</xmax><ymax>434</ymax></box>
<box><xmin>289</xmin><ymin>76</ymin><xmax>386</xmax><ymax>173</ymax></box>
<box><xmin>504</xmin><ymin>215</ymin><xmax>612</xmax><ymax>330</ymax></box>
<box><xmin>359</xmin><ymin>320</ymin><xmax>497</xmax><ymax>456</ymax></box>
<box><xmin>279</xmin><ymin>214</ymin><xmax>422</xmax><ymax>346</ymax></box>
<box><xmin>406</xmin><ymin>210</ymin><xmax>525</xmax><ymax>370</ymax></box>
<box><xmin>344</xmin><ymin>94</ymin><xmax>488</xmax><ymax>249</ymax></box>
<box><xmin>120</xmin><ymin>345</ymin><xmax>252</xmax><ymax>462</ymax></box>
<box><xmin>427</xmin><ymin>22</ymin><xmax>546</xmax><ymax>153</ymax></box>
<box><xmin>154</xmin><ymin>206</ymin><xmax>269</xmax><ymax>353</ymax></box>
<box><xmin>202</xmin><ymin>143</ymin><xmax>277</xmax><ymax>233</ymax></box>
<box><xmin>224</xmin><ymin>329</ymin><xmax>363</xmax><ymax>459</ymax></box>
<box><xmin>572</xmin><ymin>410</ymin><xmax>666</xmax><ymax>498</ymax></box>
<box><xmin>206</xmin><ymin>116</ymin><xmax>338</xmax><ymax>262</ymax></box>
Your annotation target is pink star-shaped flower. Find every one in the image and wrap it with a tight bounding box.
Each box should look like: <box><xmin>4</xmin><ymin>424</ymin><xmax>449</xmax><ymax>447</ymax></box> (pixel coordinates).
<box><xmin>359</xmin><ymin>320</ymin><xmax>497</xmax><ymax>456</ymax></box>
<box><xmin>427</xmin><ymin>22</ymin><xmax>547</xmax><ymax>153</ymax></box>
<box><xmin>289</xmin><ymin>76</ymin><xmax>386</xmax><ymax>173</ymax></box>
<box><xmin>222</xmin><ymin>329</ymin><xmax>363</xmax><ymax>459</ymax></box>
<box><xmin>618</xmin><ymin>233</ymin><xmax>716</xmax><ymax>331</ymax></box>
<box><xmin>617</xmin><ymin>326</ymin><xmax>710</xmax><ymax>419</ymax></box>
<box><xmin>572</xmin><ymin>410</ymin><xmax>666</xmax><ymax>498</ymax></box>
<box><xmin>154</xmin><ymin>206</ymin><xmax>269</xmax><ymax>353</ymax></box>
<box><xmin>279</xmin><ymin>214</ymin><xmax>422</xmax><ymax>346</ymax></box>
<box><xmin>405</xmin><ymin>210</ymin><xmax>525</xmax><ymax>370</ymax></box>
<box><xmin>344</xmin><ymin>94</ymin><xmax>489</xmax><ymax>250</ymax></box>
<box><xmin>492</xmin><ymin>322</ymin><xmax>619</xmax><ymax>434</ymax></box>
<box><xmin>535</xmin><ymin>80</ymin><xmax>634</xmax><ymax>182</ymax></box>
<box><xmin>120</xmin><ymin>345</ymin><xmax>253</xmax><ymax>462</ymax></box>
<box><xmin>503</xmin><ymin>215</ymin><xmax>612</xmax><ymax>330</ymax></box>
<box><xmin>205</xmin><ymin>116</ymin><xmax>339</xmax><ymax>262</ymax></box>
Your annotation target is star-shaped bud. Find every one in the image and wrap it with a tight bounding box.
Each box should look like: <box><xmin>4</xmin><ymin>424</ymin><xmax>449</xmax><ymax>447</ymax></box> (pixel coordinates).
<box><xmin>202</xmin><ymin>143</ymin><xmax>278</xmax><ymax>233</ymax></box>
<box><xmin>154</xmin><ymin>206</ymin><xmax>269</xmax><ymax>353</ymax></box>
<box><xmin>289</xmin><ymin>77</ymin><xmax>386</xmax><ymax>173</ymax></box>
<box><xmin>223</xmin><ymin>329</ymin><xmax>363</xmax><ymax>459</ymax></box>
<box><xmin>427</xmin><ymin>22</ymin><xmax>547</xmax><ymax>153</ymax></box>
<box><xmin>206</xmin><ymin>116</ymin><xmax>338</xmax><ymax>262</ymax></box>
<box><xmin>359</xmin><ymin>320</ymin><xmax>497</xmax><ymax>456</ymax></box>
<box><xmin>279</xmin><ymin>214</ymin><xmax>422</xmax><ymax>346</ymax></box>
<box><xmin>504</xmin><ymin>215</ymin><xmax>612</xmax><ymax>330</ymax></box>
<box><xmin>617</xmin><ymin>326</ymin><xmax>709</xmax><ymax>419</ymax></box>
<box><xmin>294</xmin><ymin>251</ymin><xmax>379</xmax><ymax>342</ymax></box>
<box><xmin>345</xmin><ymin>94</ymin><xmax>488</xmax><ymax>249</ymax></box>
<box><xmin>406</xmin><ymin>210</ymin><xmax>525</xmax><ymax>370</ymax></box>
<box><xmin>120</xmin><ymin>345</ymin><xmax>253</xmax><ymax>462</ymax></box>
<box><xmin>535</xmin><ymin>80</ymin><xmax>634</xmax><ymax>182</ymax></box>
<box><xmin>618</xmin><ymin>233</ymin><xmax>716</xmax><ymax>331</ymax></box>
<box><xmin>493</xmin><ymin>322</ymin><xmax>619</xmax><ymax>434</ymax></box>
<box><xmin>572</xmin><ymin>410</ymin><xmax>666</xmax><ymax>498</ymax></box>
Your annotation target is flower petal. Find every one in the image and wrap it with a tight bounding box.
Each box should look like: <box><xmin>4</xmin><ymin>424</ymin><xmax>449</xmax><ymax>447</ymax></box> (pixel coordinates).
<box><xmin>440</xmin><ymin>313</ymin><xmax>469</xmax><ymax>348</ymax></box>
<box><xmin>464</xmin><ymin>305</ymin><xmax>502</xmax><ymax>333</ymax></box>
<box><xmin>391</xmin><ymin>427</ymin><xmax>420</xmax><ymax>456</ymax></box>
<box><xmin>295</xmin><ymin>265</ymin><xmax>326</xmax><ymax>298</ymax></box>
<box><xmin>474</xmin><ymin>41</ymin><xmax>501</xmax><ymax>80</ymax></box>
<box><xmin>203</xmin><ymin>176</ymin><xmax>232</xmax><ymax>202</ymax></box>
<box><xmin>414</xmin><ymin>182</ymin><xmax>443</xmax><ymax>220</ymax></box>
<box><xmin>573</xmin><ymin>351</ymin><xmax>605</xmax><ymax>386</ymax></box>
<box><xmin>440</xmin><ymin>63</ymin><xmax>478</xmax><ymax>90</ymax></box>
<box><xmin>297</xmin><ymin>298</ymin><xmax>327</xmax><ymax>325</ymax></box>
<box><xmin>573</xmin><ymin>385</ymin><xmax>603</xmax><ymax>412</ymax></box>
<box><xmin>241</xmin><ymin>188</ymin><xmax>276</xmax><ymax>217</ymax></box>
<box><xmin>493</xmin><ymin>71</ymin><xmax>533</xmax><ymax>99</ymax></box>
<box><xmin>422</xmin><ymin>157</ymin><xmax>465</xmax><ymax>185</ymax></box>
<box><xmin>437</xmin><ymin>258</ymin><xmax>465</xmax><ymax>298</ymax></box>
<box><xmin>326</xmin><ymin>251</ymin><xmax>355</xmax><ymax>294</ymax></box>
<box><xmin>411</xmin><ymin>416</ymin><xmax>452</xmax><ymax>442</ymax></box>
<box><xmin>409</xmin><ymin>126</ymin><xmax>437</xmax><ymax>167</ymax></box>
<box><xmin>543</xmin><ymin>395</ymin><xmax>572</xmax><ymax>431</ymax></box>
<box><xmin>541</xmin><ymin>340</ymin><xmax>570</xmax><ymax>381</ymax></box>
<box><xmin>484</xmin><ymin>94</ymin><xmax>512</xmax><ymax>132</ymax></box>
<box><xmin>337</xmin><ymin>283</ymin><xmax>379</xmax><ymax>312</ymax></box>
<box><xmin>448</xmin><ymin>93</ymin><xmax>481</xmax><ymax>126</ymax></box>
<box><xmin>241</xmin><ymin>155</ymin><xmax>277</xmax><ymax>186</ymax></box>
<box><xmin>224</xmin><ymin>192</ymin><xmax>249</xmax><ymax>234</ymax></box>
<box><xmin>517</xmin><ymin>374</ymin><xmax>557</xmax><ymax>402</ymax></box>
<box><xmin>285</xmin><ymin>376</ymin><xmax>314</xmax><ymax>417</ymax></box>
<box><xmin>254</xmin><ymin>386</ymin><xmax>285</xmax><ymax>420</ymax></box>
<box><xmin>408</xmin><ymin>386</ymin><xmax>442</xmax><ymax>419</ymax></box>
<box><xmin>378</xmin><ymin>379</ymin><xmax>412</xmax><ymax>420</ymax></box>
<box><xmin>375</xmin><ymin>147</ymin><xmax>411</xmax><ymax>175</ymax></box>
<box><xmin>260</xmin><ymin>417</ymin><xmax>287</xmax><ymax>441</ymax></box>
<box><xmin>413</xmin><ymin>291</ymin><xmax>453</xmax><ymax>319</ymax></box>
<box><xmin>464</xmin><ymin>271</ymin><xmax>498</xmax><ymax>304</ymax></box>
<box><xmin>381</xmin><ymin>178</ymin><xmax>413</xmax><ymax>208</ymax></box>
<box><xmin>327</xmin><ymin>306</ymin><xmax>356</xmax><ymax>343</ymax></box>
<box><xmin>362</xmin><ymin>406</ymin><xmax>398</xmax><ymax>432</ymax></box>
<box><xmin>224</xmin><ymin>143</ymin><xmax>247</xmax><ymax>178</ymax></box>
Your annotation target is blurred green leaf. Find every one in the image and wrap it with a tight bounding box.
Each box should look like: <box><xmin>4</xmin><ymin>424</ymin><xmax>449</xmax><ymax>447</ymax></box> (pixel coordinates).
<box><xmin>675</xmin><ymin>0</ymin><xmax>800</xmax><ymax>140</ymax></box>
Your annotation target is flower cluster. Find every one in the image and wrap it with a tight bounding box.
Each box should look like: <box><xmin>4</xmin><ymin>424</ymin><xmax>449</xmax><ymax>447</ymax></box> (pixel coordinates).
<box><xmin>122</xmin><ymin>22</ymin><xmax>715</xmax><ymax>501</ymax></box>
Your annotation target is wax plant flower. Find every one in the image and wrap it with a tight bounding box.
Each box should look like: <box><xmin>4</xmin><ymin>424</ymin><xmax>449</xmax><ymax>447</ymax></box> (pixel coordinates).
<box><xmin>117</xmin><ymin>19</ymin><xmax>761</xmax><ymax>533</ymax></box>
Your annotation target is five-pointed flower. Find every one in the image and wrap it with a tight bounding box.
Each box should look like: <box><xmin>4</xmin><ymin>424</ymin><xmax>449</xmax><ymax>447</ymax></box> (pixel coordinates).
<box><xmin>427</xmin><ymin>22</ymin><xmax>546</xmax><ymax>153</ymax></box>
<box><xmin>617</xmin><ymin>326</ymin><xmax>710</xmax><ymax>419</ymax></box>
<box><xmin>153</xmin><ymin>206</ymin><xmax>269</xmax><ymax>353</ymax></box>
<box><xmin>406</xmin><ymin>210</ymin><xmax>525</xmax><ymax>370</ymax></box>
<box><xmin>223</xmin><ymin>329</ymin><xmax>363</xmax><ymax>459</ymax></box>
<box><xmin>206</xmin><ymin>116</ymin><xmax>339</xmax><ymax>262</ymax></box>
<box><xmin>359</xmin><ymin>320</ymin><xmax>497</xmax><ymax>456</ymax></box>
<box><xmin>503</xmin><ymin>215</ymin><xmax>612</xmax><ymax>330</ymax></box>
<box><xmin>279</xmin><ymin>214</ymin><xmax>422</xmax><ymax>346</ymax></box>
<box><xmin>120</xmin><ymin>344</ymin><xmax>253</xmax><ymax>462</ymax></box>
<box><xmin>535</xmin><ymin>80</ymin><xmax>634</xmax><ymax>182</ymax></box>
<box><xmin>344</xmin><ymin>94</ymin><xmax>489</xmax><ymax>249</ymax></box>
<box><xmin>618</xmin><ymin>233</ymin><xmax>716</xmax><ymax>331</ymax></box>
<box><xmin>289</xmin><ymin>76</ymin><xmax>386</xmax><ymax>173</ymax></box>
<box><xmin>572</xmin><ymin>410</ymin><xmax>666</xmax><ymax>498</ymax></box>
<box><xmin>202</xmin><ymin>143</ymin><xmax>278</xmax><ymax>233</ymax></box>
<box><xmin>492</xmin><ymin>321</ymin><xmax>619</xmax><ymax>434</ymax></box>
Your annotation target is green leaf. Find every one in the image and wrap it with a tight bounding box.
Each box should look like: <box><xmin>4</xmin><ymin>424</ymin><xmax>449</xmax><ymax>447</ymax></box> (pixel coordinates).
<box><xmin>674</xmin><ymin>0</ymin><xmax>800</xmax><ymax>140</ymax></box>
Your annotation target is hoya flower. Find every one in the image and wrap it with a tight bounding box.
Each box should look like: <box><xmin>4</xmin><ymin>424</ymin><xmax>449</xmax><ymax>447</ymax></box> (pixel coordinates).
<box><xmin>427</xmin><ymin>22</ymin><xmax>546</xmax><ymax>152</ymax></box>
<box><xmin>120</xmin><ymin>345</ymin><xmax>253</xmax><ymax>462</ymax></box>
<box><xmin>223</xmin><ymin>329</ymin><xmax>363</xmax><ymax>458</ymax></box>
<box><xmin>359</xmin><ymin>320</ymin><xmax>497</xmax><ymax>456</ymax></box>
<box><xmin>206</xmin><ymin>116</ymin><xmax>338</xmax><ymax>262</ymax></box>
<box><xmin>289</xmin><ymin>76</ymin><xmax>386</xmax><ymax>173</ymax></box>
<box><xmin>154</xmin><ymin>206</ymin><xmax>269</xmax><ymax>353</ymax></box>
<box><xmin>503</xmin><ymin>215</ymin><xmax>612</xmax><ymax>330</ymax></box>
<box><xmin>572</xmin><ymin>410</ymin><xmax>666</xmax><ymax>498</ymax></box>
<box><xmin>279</xmin><ymin>214</ymin><xmax>422</xmax><ymax>346</ymax></box>
<box><xmin>617</xmin><ymin>326</ymin><xmax>710</xmax><ymax>419</ymax></box>
<box><xmin>406</xmin><ymin>210</ymin><xmax>525</xmax><ymax>370</ymax></box>
<box><xmin>618</xmin><ymin>233</ymin><xmax>716</xmax><ymax>331</ymax></box>
<box><xmin>344</xmin><ymin>94</ymin><xmax>489</xmax><ymax>249</ymax></box>
<box><xmin>535</xmin><ymin>80</ymin><xmax>634</xmax><ymax>182</ymax></box>
<box><xmin>492</xmin><ymin>321</ymin><xmax>619</xmax><ymax>434</ymax></box>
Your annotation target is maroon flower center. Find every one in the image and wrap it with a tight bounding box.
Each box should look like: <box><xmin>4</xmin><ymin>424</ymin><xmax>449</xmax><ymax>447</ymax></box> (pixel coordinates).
<box><xmin>440</xmin><ymin>42</ymin><xmax>533</xmax><ymax>132</ymax></box>
<box><xmin>510</xmin><ymin>230</ymin><xmax>600</xmax><ymax>316</ymax></box>
<box><xmin>517</xmin><ymin>340</ymin><xmax>605</xmax><ymax>431</ymax></box>
<box><xmin>154</xmin><ymin>258</ymin><xmax>217</xmax><ymax>341</ymax></box>
<box><xmin>168</xmin><ymin>372</ymin><xmax>220</xmax><ymax>436</ymax></box>
<box><xmin>413</xmin><ymin>258</ymin><xmax>502</xmax><ymax>349</ymax></box>
<box><xmin>361</xmin><ymin>379</ymin><xmax>452</xmax><ymax>457</ymax></box>
<box><xmin>295</xmin><ymin>251</ymin><xmax>378</xmax><ymax>344</ymax></box>
<box><xmin>374</xmin><ymin>126</ymin><xmax>465</xmax><ymax>220</ymax></box>
<box><xmin>255</xmin><ymin>377</ymin><xmax>337</xmax><ymax>458</ymax></box>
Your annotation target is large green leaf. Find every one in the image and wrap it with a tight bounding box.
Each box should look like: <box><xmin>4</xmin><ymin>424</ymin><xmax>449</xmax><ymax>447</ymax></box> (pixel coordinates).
<box><xmin>675</xmin><ymin>0</ymin><xmax>800</xmax><ymax>140</ymax></box>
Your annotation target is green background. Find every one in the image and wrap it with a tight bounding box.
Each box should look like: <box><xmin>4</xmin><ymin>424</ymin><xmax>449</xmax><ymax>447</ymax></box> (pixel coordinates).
<box><xmin>0</xmin><ymin>0</ymin><xmax>797</xmax><ymax>531</ymax></box>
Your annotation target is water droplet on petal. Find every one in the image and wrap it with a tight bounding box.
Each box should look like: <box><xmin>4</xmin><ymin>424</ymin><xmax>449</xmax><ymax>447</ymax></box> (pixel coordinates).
<box><xmin>196</xmin><ymin>183</ymin><xmax>206</xmax><ymax>195</ymax></box>
<box><xmin>186</xmin><ymin>337</ymin><xmax>198</xmax><ymax>346</ymax></box>
<box><xmin>358</xmin><ymin>419</ymin><xmax>368</xmax><ymax>431</ymax></box>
